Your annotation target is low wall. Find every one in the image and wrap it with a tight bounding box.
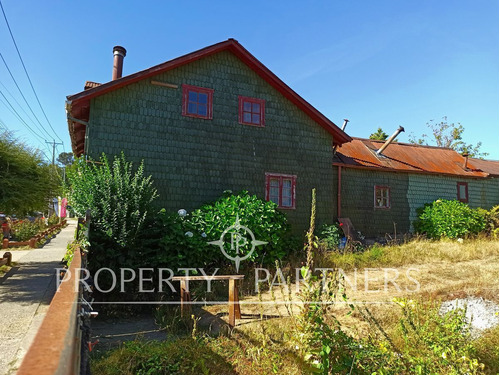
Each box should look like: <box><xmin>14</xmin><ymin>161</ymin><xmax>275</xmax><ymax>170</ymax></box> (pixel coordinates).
<box><xmin>17</xmin><ymin>248</ymin><xmax>82</xmax><ymax>375</ymax></box>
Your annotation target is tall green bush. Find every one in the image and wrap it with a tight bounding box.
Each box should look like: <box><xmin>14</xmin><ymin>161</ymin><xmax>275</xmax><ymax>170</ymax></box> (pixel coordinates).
<box><xmin>0</xmin><ymin>130</ymin><xmax>61</xmax><ymax>215</ymax></box>
<box><xmin>414</xmin><ymin>199</ymin><xmax>486</xmax><ymax>239</ymax></box>
<box><xmin>65</xmin><ymin>153</ymin><xmax>158</xmax><ymax>273</ymax></box>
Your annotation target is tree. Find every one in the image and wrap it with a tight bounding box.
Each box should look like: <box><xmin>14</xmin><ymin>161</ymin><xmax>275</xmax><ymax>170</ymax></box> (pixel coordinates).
<box><xmin>408</xmin><ymin>117</ymin><xmax>488</xmax><ymax>158</ymax></box>
<box><xmin>369</xmin><ymin>128</ymin><xmax>389</xmax><ymax>140</ymax></box>
<box><xmin>0</xmin><ymin>130</ymin><xmax>61</xmax><ymax>215</ymax></box>
<box><xmin>56</xmin><ymin>152</ymin><xmax>74</xmax><ymax>166</ymax></box>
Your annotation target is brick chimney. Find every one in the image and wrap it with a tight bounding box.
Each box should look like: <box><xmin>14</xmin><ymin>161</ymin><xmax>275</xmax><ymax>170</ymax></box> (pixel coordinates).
<box><xmin>112</xmin><ymin>46</ymin><xmax>127</xmax><ymax>80</ymax></box>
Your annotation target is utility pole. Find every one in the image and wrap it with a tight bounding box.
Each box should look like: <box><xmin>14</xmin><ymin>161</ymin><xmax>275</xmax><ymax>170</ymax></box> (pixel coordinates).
<box><xmin>45</xmin><ymin>139</ymin><xmax>63</xmax><ymax>165</ymax></box>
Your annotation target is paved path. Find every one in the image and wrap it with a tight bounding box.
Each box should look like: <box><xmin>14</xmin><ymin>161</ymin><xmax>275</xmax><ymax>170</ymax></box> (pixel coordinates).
<box><xmin>0</xmin><ymin>220</ymin><xmax>76</xmax><ymax>375</ymax></box>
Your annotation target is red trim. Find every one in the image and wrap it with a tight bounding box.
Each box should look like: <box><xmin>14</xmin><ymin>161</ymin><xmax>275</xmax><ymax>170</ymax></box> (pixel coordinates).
<box><xmin>238</xmin><ymin>96</ymin><xmax>265</xmax><ymax>127</ymax></box>
<box><xmin>457</xmin><ymin>182</ymin><xmax>469</xmax><ymax>203</ymax></box>
<box><xmin>67</xmin><ymin>39</ymin><xmax>351</xmax><ymax>155</ymax></box>
<box><xmin>182</xmin><ymin>84</ymin><xmax>213</xmax><ymax>119</ymax></box>
<box><xmin>265</xmin><ymin>173</ymin><xmax>296</xmax><ymax>209</ymax></box>
<box><xmin>374</xmin><ymin>185</ymin><xmax>390</xmax><ymax>209</ymax></box>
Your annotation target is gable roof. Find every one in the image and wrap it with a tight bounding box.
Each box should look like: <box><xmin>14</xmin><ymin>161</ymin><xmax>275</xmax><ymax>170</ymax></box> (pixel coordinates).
<box><xmin>333</xmin><ymin>138</ymin><xmax>497</xmax><ymax>178</ymax></box>
<box><xmin>66</xmin><ymin>39</ymin><xmax>351</xmax><ymax>155</ymax></box>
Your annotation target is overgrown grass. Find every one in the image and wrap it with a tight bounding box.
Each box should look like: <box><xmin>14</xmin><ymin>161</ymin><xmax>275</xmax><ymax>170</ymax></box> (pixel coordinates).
<box><xmin>321</xmin><ymin>237</ymin><xmax>499</xmax><ymax>270</ymax></box>
<box><xmin>91</xmin><ymin>321</ymin><xmax>308</xmax><ymax>375</ymax></box>
<box><xmin>92</xmin><ymin>237</ymin><xmax>499</xmax><ymax>374</ymax></box>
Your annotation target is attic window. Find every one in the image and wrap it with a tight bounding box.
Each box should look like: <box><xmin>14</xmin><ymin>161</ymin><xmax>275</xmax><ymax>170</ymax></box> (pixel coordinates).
<box><xmin>239</xmin><ymin>96</ymin><xmax>265</xmax><ymax>126</ymax></box>
<box><xmin>182</xmin><ymin>84</ymin><xmax>213</xmax><ymax>119</ymax></box>
<box><xmin>457</xmin><ymin>182</ymin><xmax>468</xmax><ymax>203</ymax></box>
<box><xmin>374</xmin><ymin>186</ymin><xmax>390</xmax><ymax>209</ymax></box>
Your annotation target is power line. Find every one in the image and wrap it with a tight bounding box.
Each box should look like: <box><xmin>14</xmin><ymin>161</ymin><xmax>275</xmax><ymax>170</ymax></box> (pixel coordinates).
<box><xmin>0</xmin><ymin>52</ymin><xmax>54</xmax><ymax>138</ymax></box>
<box><xmin>0</xmin><ymin>0</ymin><xmax>63</xmax><ymax>144</ymax></box>
<box><xmin>0</xmin><ymin>78</ymin><xmax>52</xmax><ymax>139</ymax></box>
<box><xmin>0</xmin><ymin>89</ymin><xmax>45</xmax><ymax>142</ymax></box>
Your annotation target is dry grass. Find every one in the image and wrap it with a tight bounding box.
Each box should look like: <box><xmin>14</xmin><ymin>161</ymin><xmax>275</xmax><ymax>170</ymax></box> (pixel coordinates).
<box><xmin>321</xmin><ymin>237</ymin><xmax>499</xmax><ymax>270</ymax></box>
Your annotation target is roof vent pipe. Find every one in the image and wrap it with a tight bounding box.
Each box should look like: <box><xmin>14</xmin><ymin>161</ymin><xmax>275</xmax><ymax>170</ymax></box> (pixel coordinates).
<box><xmin>333</xmin><ymin>119</ymin><xmax>349</xmax><ymax>154</ymax></box>
<box><xmin>376</xmin><ymin>125</ymin><xmax>405</xmax><ymax>156</ymax></box>
<box><xmin>112</xmin><ymin>46</ymin><xmax>127</xmax><ymax>80</ymax></box>
<box><xmin>462</xmin><ymin>152</ymin><xmax>469</xmax><ymax>169</ymax></box>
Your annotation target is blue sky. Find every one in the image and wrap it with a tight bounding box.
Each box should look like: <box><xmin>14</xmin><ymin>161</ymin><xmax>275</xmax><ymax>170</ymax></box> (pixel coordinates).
<box><xmin>0</xmin><ymin>0</ymin><xmax>498</xmax><ymax>160</ymax></box>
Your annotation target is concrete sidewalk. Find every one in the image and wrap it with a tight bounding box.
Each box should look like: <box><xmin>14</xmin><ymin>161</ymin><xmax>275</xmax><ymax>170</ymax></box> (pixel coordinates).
<box><xmin>0</xmin><ymin>220</ymin><xmax>76</xmax><ymax>375</ymax></box>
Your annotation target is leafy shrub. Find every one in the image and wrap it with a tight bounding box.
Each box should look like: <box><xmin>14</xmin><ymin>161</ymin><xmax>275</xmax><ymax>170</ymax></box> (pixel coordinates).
<box><xmin>414</xmin><ymin>199</ymin><xmax>486</xmax><ymax>239</ymax></box>
<box><xmin>158</xmin><ymin>191</ymin><xmax>292</xmax><ymax>269</ymax></box>
<box><xmin>11</xmin><ymin>220</ymin><xmax>41</xmax><ymax>241</ymax></box>
<box><xmin>65</xmin><ymin>153</ymin><xmax>158</xmax><ymax>275</ymax></box>
<box><xmin>47</xmin><ymin>213</ymin><xmax>59</xmax><ymax>226</ymax></box>
<box><xmin>477</xmin><ymin>205</ymin><xmax>499</xmax><ymax>237</ymax></box>
<box><xmin>317</xmin><ymin>223</ymin><xmax>342</xmax><ymax>249</ymax></box>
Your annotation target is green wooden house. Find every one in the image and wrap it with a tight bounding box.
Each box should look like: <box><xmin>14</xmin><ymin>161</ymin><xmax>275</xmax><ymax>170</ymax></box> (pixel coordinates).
<box><xmin>334</xmin><ymin>137</ymin><xmax>499</xmax><ymax>238</ymax></box>
<box><xmin>66</xmin><ymin>39</ymin><xmax>498</xmax><ymax>237</ymax></box>
<box><xmin>66</xmin><ymin>39</ymin><xmax>351</xmax><ymax>232</ymax></box>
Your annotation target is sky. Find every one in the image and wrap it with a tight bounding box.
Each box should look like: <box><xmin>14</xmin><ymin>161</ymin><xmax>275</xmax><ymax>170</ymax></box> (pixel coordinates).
<box><xmin>0</xmin><ymin>0</ymin><xmax>498</xmax><ymax>161</ymax></box>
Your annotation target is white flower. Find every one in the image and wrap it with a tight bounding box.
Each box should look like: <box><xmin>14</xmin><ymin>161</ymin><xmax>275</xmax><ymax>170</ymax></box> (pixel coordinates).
<box><xmin>178</xmin><ymin>209</ymin><xmax>187</xmax><ymax>217</ymax></box>
<box><xmin>201</xmin><ymin>232</ymin><xmax>207</xmax><ymax>238</ymax></box>
<box><xmin>457</xmin><ymin>238</ymin><xmax>464</xmax><ymax>243</ymax></box>
<box><xmin>185</xmin><ymin>231</ymin><xmax>193</xmax><ymax>237</ymax></box>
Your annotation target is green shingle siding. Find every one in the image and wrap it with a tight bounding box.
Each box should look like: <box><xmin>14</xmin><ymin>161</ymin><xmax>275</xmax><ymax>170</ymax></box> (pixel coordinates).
<box><xmin>340</xmin><ymin>169</ymin><xmax>499</xmax><ymax>237</ymax></box>
<box><xmin>339</xmin><ymin>168</ymin><xmax>410</xmax><ymax>237</ymax></box>
<box><xmin>408</xmin><ymin>174</ymin><xmax>499</xmax><ymax>231</ymax></box>
<box><xmin>87</xmin><ymin>50</ymin><xmax>336</xmax><ymax>233</ymax></box>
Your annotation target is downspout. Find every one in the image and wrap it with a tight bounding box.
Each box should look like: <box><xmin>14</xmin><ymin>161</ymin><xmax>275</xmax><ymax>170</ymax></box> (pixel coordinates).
<box><xmin>337</xmin><ymin>166</ymin><xmax>342</xmax><ymax>218</ymax></box>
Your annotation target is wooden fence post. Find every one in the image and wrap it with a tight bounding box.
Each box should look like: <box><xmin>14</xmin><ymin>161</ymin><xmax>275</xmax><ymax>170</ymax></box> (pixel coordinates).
<box><xmin>3</xmin><ymin>252</ymin><xmax>11</xmax><ymax>266</ymax></box>
<box><xmin>2</xmin><ymin>238</ymin><xmax>8</xmax><ymax>249</ymax></box>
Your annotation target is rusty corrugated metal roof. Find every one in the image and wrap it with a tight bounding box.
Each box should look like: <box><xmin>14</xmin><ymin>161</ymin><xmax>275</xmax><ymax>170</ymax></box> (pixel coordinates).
<box><xmin>468</xmin><ymin>158</ymin><xmax>499</xmax><ymax>176</ymax></box>
<box><xmin>84</xmin><ymin>81</ymin><xmax>101</xmax><ymax>90</ymax></box>
<box><xmin>334</xmin><ymin>138</ymin><xmax>494</xmax><ymax>178</ymax></box>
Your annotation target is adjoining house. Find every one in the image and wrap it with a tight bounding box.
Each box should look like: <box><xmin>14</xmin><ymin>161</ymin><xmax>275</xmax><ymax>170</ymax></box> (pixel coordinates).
<box><xmin>66</xmin><ymin>39</ymin><xmax>351</xmax><ymax>232</ymax></box>
<box><xmin>333</xmin><ymin>134</ymin><xmax>499</xmax><ymax>238</ymax></box>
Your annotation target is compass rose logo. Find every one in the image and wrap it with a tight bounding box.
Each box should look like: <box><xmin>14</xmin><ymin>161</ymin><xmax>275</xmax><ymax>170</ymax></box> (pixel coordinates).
<box><xmin>208</xmin><ymin>215</ymin><xmax>267</xmax><ymax>272</ymax></box>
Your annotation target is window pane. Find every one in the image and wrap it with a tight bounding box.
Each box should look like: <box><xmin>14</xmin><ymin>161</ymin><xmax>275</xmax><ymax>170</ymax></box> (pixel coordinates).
<box><xmin>283</xmin><ymin>179</ymin><xmax>292</xmax><ymax>188</ymax></box>
<box><xmin>243</xmin><ymin>112</ymin><xmax>252</xmax><ymax>123</ymax></box>
<box><xmin>282</xmin><ymin>196</ymin><xmax>292</xmax><ymax>207</ymax></box>
<box><xmin>187</xmin><ymin>103</ymin><xmax>197</xmax><ymax>114</ymax></box>
<box><xmin>243</xmin><ymin>101</ymin><xmax>252</xmax><ymax>112</ymax></box>
<box><xmin>188</xmin><ymin>91</ymin><xmax>197</xmax><ymax>102</ymax></box>
<box><xmin>270</xmin><ymin>178</ymin><xmax>279</xmax><ymax>187</ymax></box>
<box><xmin>252</xmin><ymin>103</ymin><xmax>260</xmax><ymax>113</ymax></box>
<box><xmin>198</xmin><ymin>104</ymin><xmax>207</xmax><ymax>116</ymax></box>
<box><xmin>459</xmin><ymin>184</ymin><xmax>466</xmax><ymax>198</ymax></box>
<box><xmin>252</xmin><ymin>114</ymin><xmax>260</xmax><ymax>124</ymax></box>
<box><xmin>198</xmin><ymin>93</ymin><xmax>208</xmax><ymax>104</ymax></box>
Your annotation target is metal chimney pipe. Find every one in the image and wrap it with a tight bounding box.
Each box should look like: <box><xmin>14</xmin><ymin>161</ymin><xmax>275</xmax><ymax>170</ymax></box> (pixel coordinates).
<box><xmin>112</xmin><ymin>46</ymin><xmax>127</xmax><ymax>80</ymax></box>
<box><xmin>333</xmin><ymin>119</ymin><xmax>349</xmax><ymax>154</ymax></box>
<box><xmin>376</xmin><ymin>126</ymin><xmax>405</xmax><ymax>156</ymax></box>
<box><xmin>341</xmin><ymin>119</ymin><xmax>349</xmax><ymax>131</ymax></box>
<box><xmin>462</xmin><ymin>152</ymin><xmax>469</xmax><ymax>169</ymax></box>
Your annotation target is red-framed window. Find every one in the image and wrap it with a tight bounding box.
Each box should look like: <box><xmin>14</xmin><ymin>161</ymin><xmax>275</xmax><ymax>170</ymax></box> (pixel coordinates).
<box><xmin>457</xmin><ymin>182</ymin><xmax>468</xmax><ymax>203</ymax></box>
<box><xmin>182</xmin><ymin>84</ymin><xmax>213</xmax><ymax>119</ymax></box>
<box><xmin>239</xmin><ymin>96</ymin><xmax>265</xmax><ymax>127</ymax></box>
<box><xmin>374</xmin><ymin>185</ymin><xmax>390</xmax><ymax>209</ymax></box>
<box><xmin>265</xmin><ymin>173</ymin><xmax>296</xmax><ymax>209</ymax></box>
